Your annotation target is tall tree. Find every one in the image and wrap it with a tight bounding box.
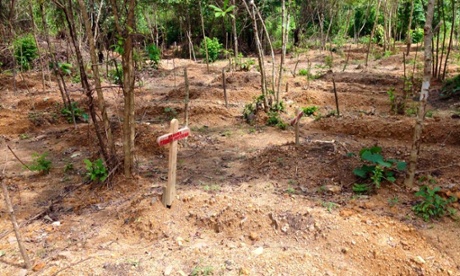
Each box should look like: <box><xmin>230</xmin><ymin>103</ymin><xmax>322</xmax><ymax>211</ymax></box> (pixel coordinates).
<box><xmin>405</xmin><ymin>0</ymin><xmax>436</xmax><ymax>188</ymax></box>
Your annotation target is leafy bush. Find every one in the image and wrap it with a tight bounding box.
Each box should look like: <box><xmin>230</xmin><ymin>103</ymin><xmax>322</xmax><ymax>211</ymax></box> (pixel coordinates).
<box><xmin>352</xmin><ymin>146</ymin><xmax>406</xmax><ymax>194</ymax></box>
<box><xmin>146</xmin><ymin>44</ymin><xmax>161</xmax><ymax>68</ymax></box>
<box><xmin>267</xmin><ymin>111</ymin><xmax>286</xmax><ymax>129</ymax></box>
<box><xmin>302</xmin><ymin>106</ymin><xmax>319</xmax><ymax>116</ymax></box>
<box><xmin>28</xmin><ymin>152</ymin><xmax>52</xmax><ymax>174</ymax></box>
<box><xmin>413</xmin><ymin>186</ymin><xmax>456</xmax><ymax>221</ymax></box>
<box><xmin>243</xmin><ymin>103</ymin><xmax>256</xmax><ymax>124</ymax></box>
<box><xmin>14</xmin><ymin>34</ymin><xmax>38</xmax><ymax>71</ymax></box>
<box><xmin>200</xmin><ymin>37</ymin><xmax>222</xmax><ymax>63</ymax></box>
<box><xmin>411</xmin><ymin>27</ymin><xmax>424</xmax><ymax>43</ymax></box>
<box><xmin>84</xmin><ymin>158</ymin><xmax>108</xmax><ymax>182</ymax></box>
<box><xmin>298</xmin><ymin>69</ymin><xmax>309</xmax><ymax>76</ymax></box>
<box><xmin>440</xmin><ymin>74</ymin><xmax>460</xmax><ymax>99</ymax></box>
<box><xmin>61</xmin><ymin>102</ymin><xmax>89</xmax><ymax>123</ymax></box>
<box><xmin>236</xmin><ymin>54</ymin><xmax>255</xmax><ymax>71</ymax></box>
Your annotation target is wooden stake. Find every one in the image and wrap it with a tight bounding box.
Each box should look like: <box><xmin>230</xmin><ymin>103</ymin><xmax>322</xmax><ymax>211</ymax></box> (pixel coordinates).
<box><xmin>162</xmin><ymin>119</ymin><xmax>179</xmax><ymax>207</ymax></box>
<box><xmin>1</xmin><ymin>176</ymin><xmax>32</xmax><ymax>269</ymax></box>
<box><xmin>295</xmin><ymin>108</ymin><xmax>300</xmax><ymax>146</ymax></box>
<box><xmin>285</xmin><ymin>82</ymin><xmax>289</xmax><ymax>94</ymax></box>
<box><xmin>332</xmin><ymin>73</ymin><xmax>340</xmax><ymax>117</ymax></box>
<box><xmin>222</xmin><ymin>68</ymin><xmax>228</xmax><ymax>108</ymax></box>
<box><xmin>184</xmin><ymin>68</ymin><xmax>190</xmax><ymax>126</ymax></box>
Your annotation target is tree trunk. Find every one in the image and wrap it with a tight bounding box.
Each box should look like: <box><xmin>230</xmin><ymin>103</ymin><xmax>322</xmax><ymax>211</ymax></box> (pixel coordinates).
<box><xmin>404</xmin><ymin>0</ymin><xmax>435</xmax><ymax>188</ymax></box>
<box><xmin>77</xmin><ymin>0</ymin><xmax>116</xmax><ymax>166</ymax></box>
<box><xmin>199</xmin><ymin>0</ymin><xmax>210</xmax><ymax>72</ymax></box>
<box><xmin>442</xmin><ymin>0</ymin><xmax>456</xmax><ymax>80</ymax></box>
<box><xmin>231</xmin><ymin>0</ymin><xmax>238</xmax><ymax>62</ymax></box>
<box><xmin>277</xmin><ymin>0</ymin><xmax>288</xmax><ymax>105</ymax></box>
<box><xmin>57</xmin><ymin>0</ymin><xmax>110</xmax><ymax>163</ymax></box>
<box><xmin>243</xmin><ymin>0</ymin><xmax>268</xmax><ymax>110</ymax></box>
<box><xmin>406</xmin><ymin>0</ymin><xmax>415</xmax><ymax>56</ymax></box>
<box><xmin>365</xmin><ymin>0</ymin><xmax>382</xmax><ymax>67</ymax></box>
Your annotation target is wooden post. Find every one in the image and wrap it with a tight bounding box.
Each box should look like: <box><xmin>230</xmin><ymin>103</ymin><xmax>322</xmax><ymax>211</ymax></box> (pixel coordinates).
<box><xmin>184</xmin><ymin>68</ymin><xmax>190</xmax><ymax>126</ymax></box>
<box><xmin>157</xmin><ymin>121</ymin><xmax>190</xmax><ymax>207</ymax></box>
<box><xmin>285</xmin><ymin>82</ymin><xmax>289</xmax><ymax>94</ymax></box>
<box><xmin>290</xmin><ymin>109</ymin><xmax>303</xmax><ymax>146</ymax></box>
<box><xmin>162</xmin><ymin>119</ymin><xmax>179</xmax><ymax>208</ymax></box>
<box><xmin>222</xmin><ymin>68</ymin><xmax>228</xmax><ymax>108</ymax></box>
<box><xmin>1</xmin><ymin>176</ymin><xmax>32</xmax><ymax>269</ymax></box>
<box><xmin>332</xmin><ymin>74</ymin><xmax>340</xmax><ymax>117</ymax></box>
<box><xmin>295</xmin><ymin>108</ymin><xmax>300</xmax><ymax>145</ymax></box>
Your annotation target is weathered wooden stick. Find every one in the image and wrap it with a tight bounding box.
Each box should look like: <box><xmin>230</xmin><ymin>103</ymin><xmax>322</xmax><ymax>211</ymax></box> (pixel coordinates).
<box><xmin>7</xmin><ymin>145</ymin><xmax>31</xmax><ymax>171</ymax></box>
<box><xmin>332</xmin><ymin>74</ymin><xmax>340</xmax><ymax>117</ymax></box>
<box><xmin>184</xmin><ymin>68</ymin><xmax>190</xmax><ymax>126</ymax></box>
<box><xmin>295</xmin><ymin>108</ymin><xmax>300</xmax><ymax>146</ymax></box>
<box><xmin>285</xmin><ymin>82</ymin><xmax>289</xmax><ymax>94</ymax></box>
<box><xmin>222</xmin><ymin>68</ymin><xmax>228</xmax><ymax>108</ymax></box>
<box><xmin>1</xmin><ymin>176</ymin><xmax>32</xmax><ymax>269</ymax></box>
<box><xmin>162</xmin><ymin>119</ymin><xmax>179</xmax><ymax>207</ymax></box>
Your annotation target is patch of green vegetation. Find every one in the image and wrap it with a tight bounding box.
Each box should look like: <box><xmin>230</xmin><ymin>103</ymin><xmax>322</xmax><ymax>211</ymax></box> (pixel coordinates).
<box><xmin>164</xmin><ymin>107</ymin><xmax>177</xmax><ymax>120</ymax></box>
<box><xmin>84</xmin><ymin>158</ymin><xmax>108</xmax><ymax>182</ymax></box>
<box><xmin>14</xmin><ymin>34</ymin><xmax>38</xmax><ymax>71</ymax></box>
<box><xmin>267</xmin><ymin>111</ymin><xmax>287</xmax><ymax>130</ymax></box>
<box><xmin>352</xmin><ymin>146</ymin><xmax>406</xmax><ymax>194</ymax></box>
<box><xmin>28</xmin><ymin>152</ymin><xmax>52</xmax><ymax>174</ymax></box>
<box><xmin>191</xmin><ymin>265</ymin><xmax>214</xmax><ymax>276</ymax></box>
<box><xmin>146</xmin><ymin>44</ymin><xmax>161</xmax><ymax>68</ymax></box>
<box><xmin>302</xmin><ymin>106</ymin><xmax>319</xmax><ymax>116</ymax></box>
<box><xmin>61</xmin><ymin>102</ymin><xmax>89</xmax><ymax>123</ymax></box>
<box><xmin>440</xmin><ymin>74</ymin><xmax>460</xmax><ymax>99</ymax></box>
<box><xmin>200</xmin><ymin>36</ymin><xmax>222</xmax><ymax>63</ymax></box>
<box><xmin>413</xmin><ymin>186</ymin><xmax>456</xmax><ymax>221</ymax></box>
<box><xmin>322</xmin><ymin>201</ymin><xmax>339</xmax><ymax>213</ymax></box>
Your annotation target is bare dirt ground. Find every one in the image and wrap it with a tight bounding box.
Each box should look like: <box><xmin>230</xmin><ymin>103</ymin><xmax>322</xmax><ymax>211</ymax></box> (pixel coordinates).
<box><xmin>1</xmin><ymin>45</ymin><xmax>460</xmax><ymax>276</ymax></box>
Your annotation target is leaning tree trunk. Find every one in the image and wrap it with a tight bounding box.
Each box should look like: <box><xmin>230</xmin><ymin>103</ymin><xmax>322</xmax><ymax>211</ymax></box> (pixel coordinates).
<box><xmin>231</xmin><ymin>0</ymin><xmax>238</xmax><ymax>62</ymax></box>
<box><xmin>56</xmin><ymin>0</ymin><xmax>110</xmax><ymax>163</ymax></box>
<box><xmin>77</xmin><ymin>0</ymin><xmax>116</xmax><ymax>167</ymax></box>
<box><xmin>243</xmin><ymin>0</ymin><xmax>268</xmax><ymax>110</ymax></box>
<box><xmin>404</xmin><ymin>0</ymin><xmax>435</xmax><ymax>188</ymax></box>
<box><xmin>276</xmin><ymin>0</ymin><xmax>289</xmax><ymax>105</ymax></box>
<box><xmin>442</xmin><ymin>0</ymin><xmax>456</xmax><ymax>80</ymax></box>
<box><xmin>199</xmin><ymin>0</ymin><xmax>210</xmax><ymax>73</ymax></box>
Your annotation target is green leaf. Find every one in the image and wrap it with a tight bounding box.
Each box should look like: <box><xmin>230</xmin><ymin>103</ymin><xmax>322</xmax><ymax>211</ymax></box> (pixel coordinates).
<box><xmin>386</xmin><ymin>176</ymin><xmax>396</xmax><ymax>182</ymax></box>
<box><xmin>361</xmin><ymin>150</ymin><xmax>384</xmax><ymax>164</ymax></box>
<box><xmin>376</xmin><ymin>160</ymin><xmax>392</xmax><ymax>167</ymax></box>
<box><xmin>396</xmin><ymin>161</ymin><xmax>407</xmax><ymax>171</ymax></box>
<box><xmin>353</xmin><ymin>165</ymin><xmax>374</xmax><ymax>178</ymax></box>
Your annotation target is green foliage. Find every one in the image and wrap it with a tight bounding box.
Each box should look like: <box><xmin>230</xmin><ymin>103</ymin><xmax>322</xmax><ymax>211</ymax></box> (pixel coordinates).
<box><xmin>13</xmin><ymin>34</ymin><xmax>38</xmax><ymax>71</ymax></box>
<box><xmin>84</xmin><ymin>158</ymin><xmax>108</xmax><ymax>182</ymax></box>
<box><xmin>302</xmin><ymin>106</ymin><xmax>319</xmax><ymax>116</ymax></box>
<box><xmin>243</xmin><ymin>103</ymin><xmax>256</xmax><ymax>124</ymax></box>
<box><xmin>200</xmin><ymin>37</ymin><xmax>222</xmax><ymax>63</ymax></box>
<box><xmin>324</xmin><ymin>55</ymin><xmax>333</xmax><ymax>68</ymax></box>
<box><xmin>413</xmin><ymin>186</ymin><xmax>456</xmax><ymax>221</ymax></box>
<box><xmin>191</xmin><ymin>265</ymin><xmax>214</xmax><ymax>276</ymax></box>
<box><xmin>209</xmin><ymin>0</ymin><xmax>235</xmax><ymax>18</ymax></box>
<box><xmin>58</xmin><ymin>62</ymin><xmax>72</xmax><ymax>75</ymax></box>
<box><xmin>271</xmin><ymin>101</ymin><xmax>285</xmax><ymax>112</ymax></box>
<box><xmin>411</xmin><ymin>27</ymin><xmax>424</xmax><ymax>43</ymax></box>
<box><xmin>298</xmin><ymin>69</ymin><xmax>309</xmax><ymax>76</ymax></box>
<box><xmin>164</xmin><ymin>107</ymin><xmax>177</xmax><ymax>120</ymax></box>
<box><xmin>267</xmin><ymin>111</ymin><xmax>286</xmax><ymax>129</ymax></box>
<box><xmin>28</xmin><ymin>152</ymin><xmax>52</xmax><ymax>174</ymax></box>
<box><xmin>146</xmin><ymin>44</ymin><xmax>161</xmax><ymax>68</ymax></box>
<box><xmin>236</xmin><ymin>55</ymin><xmax>255</xmax><ymax>71</ymax></box>
<box><xmin>440</xmin><ymin>75</ymin><xmax>460</xmax><ymax>99</ymax></box>
<box><xmin>108</xmin><ymin>65</ymin><xmax>123</xmax><ymax>84</ymax></box>
<box><xmin>61</xmin><ymin>102</ymin><xmax>88</xmax><ymax>123</ymax></box>
<box><xmin>352</xmin><ymin>146</ymin><xmax>406</xmax><ymax>194</ymax></box>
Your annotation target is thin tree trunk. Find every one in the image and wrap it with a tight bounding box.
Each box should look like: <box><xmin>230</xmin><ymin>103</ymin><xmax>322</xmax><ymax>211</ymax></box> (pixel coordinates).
<box><xmin>277</xmin><ymin>0</ymin><xmax>288</xmax><ymax>105</ymax></box>
<box><xmin>365</xmin><ymin>0</ymin><xmax>382</xmax><ymax>67</ymax></box>
<box><xmin>77</xmin><ymin>0</ymin><xmax>116</xmax><ymax>166</ymax></box>
<box><xmin>405</xmin><ymin>0</ymin><xmax>435</xmax><ymax>188</ymax></box>
<box><xmin>57</xmin><ymin>0</ymin><xmax>110</xmax><ymax>163</ymax></box>
<box><xmin>243</xmin><ymin>0</ymin><xmax>268</xmax><ymax>110</ymax></box>
<box><xmin>199</xmin><ymin>1</ymin><xmax>210</xmax><ymax>72</ymax></box>
<box><xmin>442</xmin><ymin>0</ymin><xmax>456</xmax><ymax>80</ymax></box>
<box><xmin>437</xmin><ymin>0</ymin><xmax>447</xmax><ymax>79</ymax></box>
<box><xmin>28</xmin><ymin>1</ymin><xmax>46</xmax><ymax>93</ymax></box>
<box><xmin>1</xmin><ymin>176</ymin><xmax>32</xmax><ymax>270</ymax></box>
<box><xmin>406</xmin><ymin>0</ymin><xmax>415</xmax><ymax>56</ymax></box>
<box><xmin>255</xmin><ymin>5</ymin><xmax>276</xmax><ymax>96</ymax></box>
<box><xmin>231</xmin><ymin>0</ymin><xmax>238</xmax><ymax>63</ymax></box>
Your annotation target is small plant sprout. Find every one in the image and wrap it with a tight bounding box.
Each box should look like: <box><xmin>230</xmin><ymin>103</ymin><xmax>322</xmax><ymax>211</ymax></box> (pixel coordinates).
<box><xmin>84</xmin><ymin>158</ymin><xmax>108</xmax><ymax>182</ymax></box>
<box><xmin>413</xmin><ymin>186</ymin><xmax>456</xmax><ymax>221</ymax></box>
<box><xmin>28</xmin><ymin>152</ymin><xmax>52</xmax><ymax>174</ymax></box>
<box><xmin>352</xmin><ymin>146</ymin><xmax>406</xmax><ymax>194</ymax></box>
<box><xmin>322</xmin><ymin>201</ymin><xmax>339</xmax><ymax>213</ymax></box>
<box><xmin>302</xmin><ymin>106</ymin><xmax>319</xmax><ymax>116</ymax></box>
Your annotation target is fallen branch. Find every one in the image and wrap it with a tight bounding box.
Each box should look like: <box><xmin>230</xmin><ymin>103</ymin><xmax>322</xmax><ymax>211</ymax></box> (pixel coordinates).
<box><xmin>7</xmin><ymin>145</ymin><xmax>31</xmax><ymax>171</ymax></box>
<box><xmin>50</xmin><ymin>257</ymin><xmax>93</xmax><ymax>276</ymax></box>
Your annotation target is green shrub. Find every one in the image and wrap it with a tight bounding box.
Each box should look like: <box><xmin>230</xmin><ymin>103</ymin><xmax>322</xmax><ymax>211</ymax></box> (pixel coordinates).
<box><xmin>146</xmin><ymin>44</ymin><xmax>161</xmax><ymax>68</ymax></box>
<box><xmin>302</xmin><ymin>106</ymin><xmax>319</xmax><ymax>116</ymax></box>
<box><xmin>200</xmin><ymin>37</ymin><xmax>222</xmax><ymax>63</ymax></box>
<box><xmin>352</xmin><ymin>146</ymin><xmax>406</xmax><ymax>194</ymax></box>
<box><xmin>243</xmin><ymin>103</ymin><xmax>256</xmax><ymax>124</ymax></box>
<box><xmin>411</xmin><ymin>27</ymin><xmax>424</xmax><ymax>43</ymax></box>
<box><xmin>28</xmin><ymin>152</ymin><xmax>52</xmax><ymax>174</ymax></box>
<box><xmin>324</xmin><ymin>55</ymin><xmax>333</xmax><ymax>68</ymax></box>
<box><xmin>413</xmin><ymin>186</ymin><xmax>456</xmax><ymax>221</ymax></box>
<box><xmin>298</xmin><ymin>69</ymin><xmax>309</xmax><ymax>76</ymax></box>
<box><xmin>440</xmin><ymin>74</ymin><xmax>460</xmax><ymax>99</ymax></box>
<box><xmin>267</xmin><ymin>111</ymin><xmax>287</xmax><ymax>129</ymax></box>
<box><xmin>61</xmin><ymin>102</ymin><xmax>89</xmax><ymax>123</ymax></box>
<box><xmin>84</xmin><ymin>158</ymin><xmax>108</xmax><ymax>182</ymax></box>
<box><xmin>14</xmin><ymin>34</ymin><xmax>38</xmax><ymax>71</ymax></box>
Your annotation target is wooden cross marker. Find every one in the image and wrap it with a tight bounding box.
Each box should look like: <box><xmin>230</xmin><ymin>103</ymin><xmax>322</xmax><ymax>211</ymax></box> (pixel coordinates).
<box><xmin>290</xmin><ymin>109</ymin><xmax>303</xmax><ymax>146</ymax></box>
<box><xmin>157</xmin><ymin>119</ymin><xmax>190</xmax><ymax>208</ymax></box>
